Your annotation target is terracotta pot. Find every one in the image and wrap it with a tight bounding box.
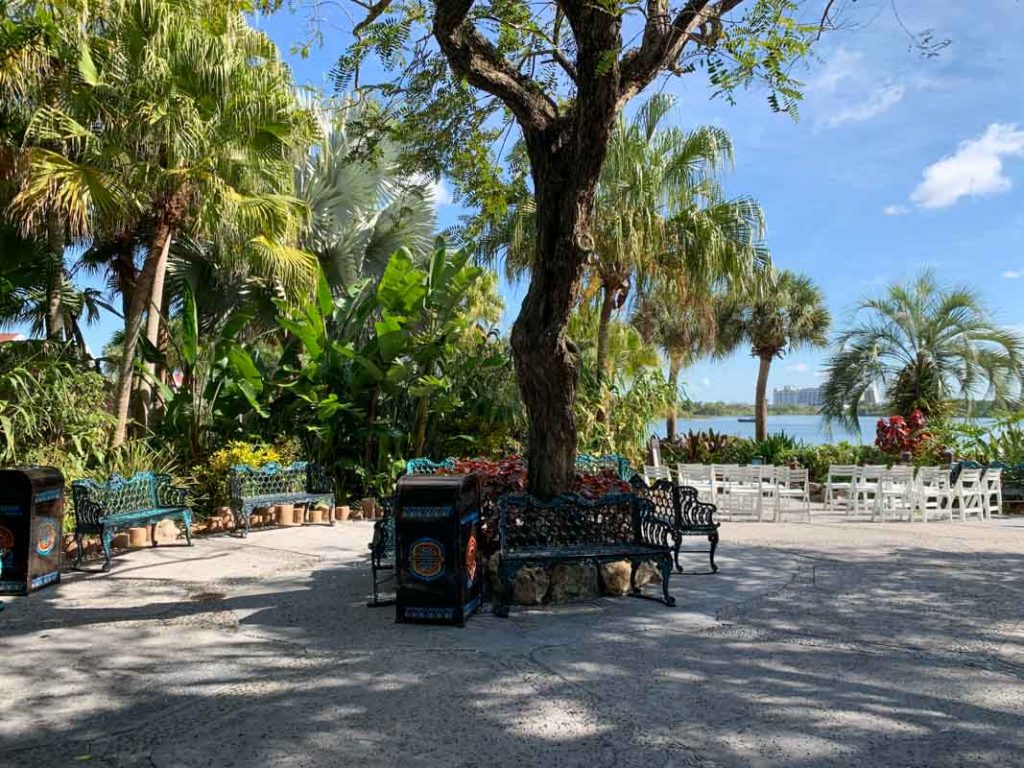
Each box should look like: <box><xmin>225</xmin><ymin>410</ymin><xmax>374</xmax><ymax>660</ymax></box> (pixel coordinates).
<box><xmin>112</xmin><ymin>532</ymin><xmax>130</xmax><ymax>550</ymax></box>
<box><xmin>276</xmin><ymin>504</ymin><xmax>296</xmax><ymax>526</ymax></box>
<box><xmin>334</xmin><ymin>505</ymin><xmax>351</xmax><ymax>523</ymax></box>
<box><xmin>153</xmin><ymin>520</ymin><xmax>179</xmax><ymax>545</ymax></box>
<box><xmin>361</xmin><ymin>497</ymin><xmax>377</xmax><ymax>520</ymax></box>
<box><xmin>63</xmin><ymin>533</ymin><xmax>78</xmax><ymax>560</ymax></box>
<box><xmin>293</xmin><ymin>505</ymin><xmax>306</xmax><ymax>525</ymax></box>
<box><xmin>128</xmin><ymin>526</ymin><xmax>151</xmax><ymax>548</ymax></box>
<box><xmin>308</xmin><ymin>508</ymin><xmax>323</xmax><ymax>524</ymax></box>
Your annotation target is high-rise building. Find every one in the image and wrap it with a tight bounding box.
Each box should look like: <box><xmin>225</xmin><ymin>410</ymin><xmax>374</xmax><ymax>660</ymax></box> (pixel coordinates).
<box><xmin>773</xmin><ymin>385</ymin><xmax>823</xmax><ymax>407</ymax></box>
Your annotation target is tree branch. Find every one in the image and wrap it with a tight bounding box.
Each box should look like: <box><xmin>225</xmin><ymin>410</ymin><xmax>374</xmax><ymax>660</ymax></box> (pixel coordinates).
<box><xmin>618</xmin><ymin>0</ymin><xmax>747</xmax><ymax>109</ymax></box>
<box><xmin>433</xmin><ymin>0</ymin><xmax>559</xmax><ymax>133</ymax></box>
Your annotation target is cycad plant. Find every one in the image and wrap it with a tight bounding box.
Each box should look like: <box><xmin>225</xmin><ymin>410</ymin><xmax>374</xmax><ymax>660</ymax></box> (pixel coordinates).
<box><xmin>822</xmin><ymin>271</ymin><xmax>1024</xmax><ymax>428</ymax></box>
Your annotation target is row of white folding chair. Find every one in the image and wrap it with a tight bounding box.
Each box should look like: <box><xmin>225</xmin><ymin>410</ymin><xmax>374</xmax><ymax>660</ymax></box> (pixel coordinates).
<box><xmin>674</xmin><ymin>464</ymin><xmax>809</xmax><ymax>521</ymax></box>
<box><xmin>825</xmin><ymin>464</ymin><xmax>995</xmax><ymax>521</ymax></box>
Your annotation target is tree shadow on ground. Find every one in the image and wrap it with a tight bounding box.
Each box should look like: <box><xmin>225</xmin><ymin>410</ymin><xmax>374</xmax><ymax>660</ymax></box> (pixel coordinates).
<box><xmin>0</xmin><ymin>539</ymin><xmax>1022</xmax><ymax>767</ymax></box>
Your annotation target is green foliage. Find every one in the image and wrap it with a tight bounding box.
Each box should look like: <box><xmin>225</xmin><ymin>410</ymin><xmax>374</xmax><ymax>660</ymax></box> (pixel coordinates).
<box><xmin>190</xmin><ymin>439</ymin><xmax>299</xmax><ymax>512</ymax></box>
<box><xmin>932</xmin><ymin>414</ymin><xmax>1024</xmax><ymax>466</ymax></box>
<box><xmin>822</xmin><ymin>271</ymin><xmax>1024</xmax><ymax>430</ymax></box>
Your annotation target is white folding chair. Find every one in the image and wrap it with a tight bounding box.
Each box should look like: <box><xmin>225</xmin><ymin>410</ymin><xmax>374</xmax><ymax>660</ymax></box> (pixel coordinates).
<box><xmin>644</xmin><ymin>465</ymin><xmax>671</xmax><ymax>484</ymax></box>
<box><xmin>854</xmin><ymin>466</ymin><xmax>884</xmax><ymax>518</ymax></box>
<box><xmin>982</xmin><ymin>467</ymin><xmax>1003</xmax><ymax>519</ymax></box>
<box><xmin>878</xmin><ymin>466</ymin><xmax>916</xmax><ymax>521</ymax></box>
<box><xmin>915</xmin><ymin>466</ymin><xmax>953</xmax><ymax>522</ymax></box>
<box><xmin>953</xmin><ymin>468</ymin><xmax>985</xmax><ymax>521</ymax></box>
<box><xmin>758</xmin><ymin>465</ymin><xmax>780</xmax><ymax>519</ymax></box>
<box><xmin>825</xmin><ymin>465</ymin><xmax>858</xmax><ymax>512</ymax></box>
<box><xmin>722</xmin><ymin>465</ymin><xmax>764</xmax><ymax>520</ymax></box>
<box><xmin>677</xmin><ymin>463</ymin><xmax>715</xmax><ymax>503</ymax></box>
<box><xmin>775</xmin><ymin>466</ymin><xmax>811</xmax><ymax>521</ymax></box>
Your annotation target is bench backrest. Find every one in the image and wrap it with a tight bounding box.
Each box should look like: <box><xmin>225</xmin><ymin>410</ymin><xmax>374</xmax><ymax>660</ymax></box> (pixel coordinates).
<box><xmin>575</xmin><ymin>453</ymin><xmax>633</xmax><ymax>480</ymax></box>
<box><xmin>404</xmin><ymin>457</ymin><xmax>457</xmax><ymax>476</ymax></box>
<box><xmin>497</xmin><ymin>492</ymin><xmax>652</xmax><ymax>552</ymax></box>
<box><xmin>72</xmin><ymin>472</ymin><xmax>163</xmax><ymax>516</ymax></box>
<box><xmin>229</xmin><ymin>461</ymin><xmax>310</xmax><ymax>499</ymax></box>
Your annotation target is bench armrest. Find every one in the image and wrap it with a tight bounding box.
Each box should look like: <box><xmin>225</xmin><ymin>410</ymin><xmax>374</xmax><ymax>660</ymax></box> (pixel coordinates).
<box><xmin>157</xmin><ymin>482</ymin><xmax>189</xmax><ymax>508</ymax></box>
<box><xmin>637</xmin><ymin>508</ymin><xmax>676</xmax><ymax>548</ymax></box>
<box><xmin>690</xmin><ymin>501</ymin><xmax>719</xmax><ymax>528</ymax></box>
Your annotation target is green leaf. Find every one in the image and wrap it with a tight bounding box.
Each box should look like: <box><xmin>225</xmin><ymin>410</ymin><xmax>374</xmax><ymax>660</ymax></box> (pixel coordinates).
<box><xmin>78</xmin><ymin>42</ymin><xmax>99</xmax><ymax>86</ymax></box>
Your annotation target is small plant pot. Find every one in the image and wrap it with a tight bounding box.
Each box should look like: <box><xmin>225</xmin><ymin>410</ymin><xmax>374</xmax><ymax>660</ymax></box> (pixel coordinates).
<box><xmin>153</xmin><ymin>520</ymin><xmax>179</xmax><ymax>545</ymax></box>
<box><xmin>361</xmin><ymin>497</ymin><xmax>377</xmax><ymax>520</ymax></box>
<box><xmin>128</xmin><ymin>526</ymin><xmax>151</xmax><ymax>548</ymax></box>
<box><xmin>293</xmin><ymin>505</ymin><xmax>306</xmax><ymax>525</ymax></box>
<box><xmin>334</xmin><ymin>505</ymin><xmax>351</xmax><ymax>523</ymax></box>
<box><xmin>307</xmin><ymin>508</ymin><xmax>323</xmax><ymax>524</ymax></box>
<box><xmin>112</xmin><ymin>532</ymin><xmax>130</xmax><ymax>550</ymax></box>
<box><xmin>274</xmin><ymin>504</ymin><xmax>293</xmax><ymax>526</ymax></box>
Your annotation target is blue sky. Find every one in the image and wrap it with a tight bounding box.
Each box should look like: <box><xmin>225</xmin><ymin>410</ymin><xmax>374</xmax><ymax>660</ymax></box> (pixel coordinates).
<box><xmin>64</xmin><ymin>1</ymin><xmax>1024</xmax><ymax>403</ymax></box>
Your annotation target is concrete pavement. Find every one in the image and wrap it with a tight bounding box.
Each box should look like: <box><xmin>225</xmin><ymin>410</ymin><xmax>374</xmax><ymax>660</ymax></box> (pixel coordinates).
<box><xmin>1</xmin><ymin>518</ymin><xmax>1022</xmax><ymax>767</ymax></box>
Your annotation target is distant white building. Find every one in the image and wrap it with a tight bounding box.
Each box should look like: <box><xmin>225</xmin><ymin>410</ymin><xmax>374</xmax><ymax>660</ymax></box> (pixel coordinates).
<box><xmin>773</xmin><ymin>385</ymin><xmax>823</xmax><ymax>407</ymax></box>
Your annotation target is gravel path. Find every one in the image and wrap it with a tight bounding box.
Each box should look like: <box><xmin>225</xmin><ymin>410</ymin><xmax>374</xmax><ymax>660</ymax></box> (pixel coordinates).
<box><xmin>1</xmin><ymin>519</ymin><xmax>1022</xmax><ymax>767</ymax></box>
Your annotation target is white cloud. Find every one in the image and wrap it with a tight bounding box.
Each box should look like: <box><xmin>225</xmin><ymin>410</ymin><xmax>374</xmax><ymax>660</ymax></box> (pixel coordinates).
<box><xmin>786</xmin><ymin>362</ymin><xmax>809</xmax><ymax>373</ymax></box>
<box><xmin>811</xmin><ymin>48</ymin><xmax>863</xmax><ymax>94</ymax></box>
<box><xmin>910</xmin><ymin>123</ymin><xmax>1024</xmax><ymax>209</ymax></box>
<box><xmin>702</xmin><ymin>377</ymin><xmax>711</xmax><ymax>388</ymax></box>
<box><xmin>409</xmin><ymin>174</ymin><xmax>454</xmax><ymax>207</ymax></box>
<box><xmin>825</xmin><ymin>85</ymin><xmax>905</xmax><ymax>128</ymax></box>
<box><xmin>1004</xmin><ymin>269</ymin><xmax>1024</xmax><ymax>279</ymax></box>
<box><xmin>883</xmin><ymin>204</ymin><xmax>910</xmax><ymax>216</ymax></box>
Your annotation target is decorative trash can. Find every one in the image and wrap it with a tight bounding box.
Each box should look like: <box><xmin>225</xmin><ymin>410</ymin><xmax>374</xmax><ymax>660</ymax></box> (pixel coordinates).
<box><xmin>395</xmin><ymin>475</ymin><xmax>482</xmax><ymax>626</ymax></box>
<box><xmin>0</xmin><ymin>466</ymin><xmax>64</xmax><ymax>594</ymax></box>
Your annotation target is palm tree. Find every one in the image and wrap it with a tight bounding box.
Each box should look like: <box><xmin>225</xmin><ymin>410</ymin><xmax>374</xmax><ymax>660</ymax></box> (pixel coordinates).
<box><xmin>634</xmin><ymin>287</ymin><xmax>734</xmax><ymax>440</ymax></box>
<box><xmin>8</xmin><ymin>0</ymin><xmax>315</xmax><ymax>444</ymax></box>
<box><xmin>822</xmin><ymin>271</ymin><xmax>1024</xmax><ymax>428</ymax></box>
<box><xmin>719</xmin><ymin>270</ymin><xmax>831</xmax><ymax>440</ymax></box>
<box><xmin>295</xmin><ymin>100</ymin><xmax>436</xmax><ymax>294</ymax></box>
<box><xmin>475</xmin><ymin>94</ymin><xmax>768</xmax><ymax>420</ymax></box>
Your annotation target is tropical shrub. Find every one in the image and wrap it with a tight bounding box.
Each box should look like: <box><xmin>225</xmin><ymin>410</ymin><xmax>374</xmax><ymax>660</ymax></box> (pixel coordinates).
<box><xmin>875</xmin><ymin>411</ymin><xmax>931</xmax><ymax>457</ymax></box>
<box><xmin>190</xmin><ymin>440</ymin><xmax>300</xmax><ymax>513</ymax></box>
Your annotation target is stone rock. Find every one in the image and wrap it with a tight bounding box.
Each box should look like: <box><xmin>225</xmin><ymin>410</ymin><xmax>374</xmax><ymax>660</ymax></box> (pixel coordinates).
<box><xmin>547</xmin><ymin>563</ymin><xmax>598</xmax><ymax>603</ymax></box>
<box><xmin>600</xmin><ymin>561</ymin><xmax>633</xmax><ymax>596</ymax></box>
<box><xmin>636</xmin><ymin>561</ymin><xmax>662</xmax><ymax>587</ymax></box>
<box><xmin>153</xmin><ymin>519</ymin><xmax>180</xmax><ymax>545</ymax></box>
<box><xmin>511</xmin><ymin>566</ymin><xmax>549</xmax><ymax>605</ymax></box>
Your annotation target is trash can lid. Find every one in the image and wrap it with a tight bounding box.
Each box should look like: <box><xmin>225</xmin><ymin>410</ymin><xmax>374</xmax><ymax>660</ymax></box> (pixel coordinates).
<box><xmin>395</xmin><ymin>474</ymin><xmax>481</xmax><ymax>509</ymax></box>
<box><xmin>0</xmin><ymin>465</ymin><xmax>65</xmax><ymax>487</ymax></box>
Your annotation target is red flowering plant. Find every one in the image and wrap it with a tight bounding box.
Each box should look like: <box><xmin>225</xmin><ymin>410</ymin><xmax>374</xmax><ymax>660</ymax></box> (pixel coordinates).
<box><xmin>875</xmin><ymin>410</ymin><xmax>931</xmax><ymax>457</ymax></box>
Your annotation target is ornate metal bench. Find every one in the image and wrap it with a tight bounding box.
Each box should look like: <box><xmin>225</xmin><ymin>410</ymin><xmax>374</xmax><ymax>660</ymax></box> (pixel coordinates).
<box><xmin>631</xmin><ymin>476</ymin><xmax>720</xmax><ymax>573</ymax></box>
<box><xmin>493</xmin><ymin>491</ymin><xmax>676</xmax><ymax>617</ymax></box>
<box><xmin>575</xmin><ymin>453</ymin><xmax>633</xmax><ymax>480</ymax></box>
<box><xmin>229</xmin><ymin>461</ymin><xmax>335</xmax><ymax>537</ymax></box>
<box><xmin>368</xmin><ymin>499</ymin><xmax>395</xmax><ymax>607</ymax></box>
<box><xmin>405</xmin><ymin>457</ymin><xmax>457</xmax><ymax>475</ymax></box>
<box><xmin>71</xmin><ymin>472</ymin><xmax>193</xmax><ymax>571</ymax></box>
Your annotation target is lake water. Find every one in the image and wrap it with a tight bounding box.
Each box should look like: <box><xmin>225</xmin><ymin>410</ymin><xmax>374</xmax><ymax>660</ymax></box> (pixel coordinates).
<box><xmin>659</xmin><ymin>415</ymin><xmax>886</xmax><ymax>445</ymax></box>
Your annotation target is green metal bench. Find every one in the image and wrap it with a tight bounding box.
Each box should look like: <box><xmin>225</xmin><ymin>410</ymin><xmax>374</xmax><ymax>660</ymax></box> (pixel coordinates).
<box><xmin>493</xmin><ymin>491</ymin><xmax>676</xmax><ymax>617</ymax></box>
<box><xmin>71</xmin><ymin>472</ymin><xmax>193</xmax><ymax>571</ymax></box>
<box><xmin>229</xmin><ymin>461</ymin><xmax>335</xmax><ymax>537</ymax></box>
<box><xmin>367</xmin><ymin>498</ymin><xmax>395</xmax><ymax>607</ymax></box>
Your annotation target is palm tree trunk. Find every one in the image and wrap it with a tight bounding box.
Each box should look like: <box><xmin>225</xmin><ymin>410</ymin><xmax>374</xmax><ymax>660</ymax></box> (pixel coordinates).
<box><xmin>137</xmin><ymin>228</ymin><xmax>174</xmax><ymax>427</ymax></box>
<box><xmin>754</xmin><ymin>354</ymin><xmax>772</xmax><ymax>442</ymax></box>
<box><xmin>45</xmin><ymin>226</ymin><xmax>65</xmax><ymax>341</ymax></box>
<box><xmin>111</xmin><ymin>223</ymin><xmax>171</xmax><ymax>446</ymax></box>
<box><xmin>666</xmin><ymin>354</ymin><xmax>682</xmax><ymax>441</ymax></box>
<box><xmin>595</xmin><ymin>280</ymin><xmax>617</xmax><ymax>424</ymax></box>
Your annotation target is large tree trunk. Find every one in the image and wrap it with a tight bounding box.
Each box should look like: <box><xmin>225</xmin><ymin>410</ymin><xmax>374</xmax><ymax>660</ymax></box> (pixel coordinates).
<box><xmin>511</xmin><ymin>132</ymin><xmax>609</xmax><ymax>498</ymax></box>
<box><xmin>111</xmin><ymin>222</ymin><xmax>172</xmax><ymax>446</ymax></box>
<box><xmin>594</xmin><ymin>279</ymin><xmax>617</xmax><ymax>424</ymax></box>
<box><xmin>754</xmin><ymin>354</ymin><xmax>772</xmax><ymax>442</ymax></box>
<box><xmin>666</xmin><ymin>353</ymin><xmax>682</xmax><ymax>442</ymax></box>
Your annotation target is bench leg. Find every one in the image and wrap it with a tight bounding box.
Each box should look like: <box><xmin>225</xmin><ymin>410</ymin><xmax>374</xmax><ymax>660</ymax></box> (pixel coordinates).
<box><xmin>629</xmin><ymin>560</ymin><xmax>640</xmax><ymax>595</ymax></box>
<box><xmin>660</xmin><ymin>556</ymin><xmax>676</xmax><ymax>607</ymax></box>
<box><xmin>100</xmin><ymin>528</ymin><xmax>114</xmax><ymax>572</ymax></box>
<box><xmin>708</xmin><ymin>531</ymin><xmax>719</xmax><ymax>573</ymax></box>
<box><xmin>182</xmin><ymin>511</ymin><xmax>193</xmax><ymax>546</ymax></box>
<box><xmin>74</xmin><ymin>532</ymin><xmax>84</xmax><ymax>569</ymax></box>
<box><xmin>673</xmin><ymin>537</ymin><xmax>684</xmax><ymax>574</ymax></box>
